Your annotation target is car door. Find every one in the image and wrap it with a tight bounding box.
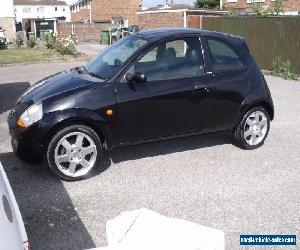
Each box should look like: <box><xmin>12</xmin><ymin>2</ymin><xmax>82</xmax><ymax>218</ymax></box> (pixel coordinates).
<box><xmin>115</xmin><ymin>36</ymin><xmax>215</xmax><ymax>144</ymax></box>
<box><xmin>201</xmin><ymin>36</ymin><xmax>252</xmax><ymax>132</ymax></box>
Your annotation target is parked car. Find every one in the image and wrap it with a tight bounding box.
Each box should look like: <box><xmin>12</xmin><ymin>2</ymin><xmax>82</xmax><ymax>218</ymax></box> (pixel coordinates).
<box><xmin>8</xmin><ymin>28</ymin><xmax>274</xmax><ymax>181</ymax></box>
<box><xmin>0</xmin><ymin>162</ymin><xmax>29</xmax><ymax>250</ymax></box>
<box><xmin>126</xmin><ymin>25</ymin><xmax>139</xmax><ymax>35</ymax></box>
<box><xmin>0</xmin><ymin>26</ymin><xmax>6</xmax><ymax>39</ymax></box>
<box><xmin>111</xmin><ymin>27</ymin><xmax>128</xmax><ymax>42</ymax></box>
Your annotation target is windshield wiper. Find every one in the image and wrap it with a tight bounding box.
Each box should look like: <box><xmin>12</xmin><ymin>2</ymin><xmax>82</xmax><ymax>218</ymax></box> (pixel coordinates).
<box><xmin>76</xmin><ymin>65</ymin><xmax>87</xmax><ymax>74</ymax></box>
<box><xmin>79</xmin><ymin>65</ymin><xmax>104</xmax><ymax>80</ymax></box>
<box><xmin>87</xmin><ymin>70</ymin><xmax>105</xmax><ymax>80</ymax></box>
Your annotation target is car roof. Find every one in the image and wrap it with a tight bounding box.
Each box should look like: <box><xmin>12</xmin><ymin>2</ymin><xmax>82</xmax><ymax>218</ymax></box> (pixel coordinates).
<box><xmin>137</xmin><ymin>28</ymin><xmax>240</xmax><ymax>41</ymax></box>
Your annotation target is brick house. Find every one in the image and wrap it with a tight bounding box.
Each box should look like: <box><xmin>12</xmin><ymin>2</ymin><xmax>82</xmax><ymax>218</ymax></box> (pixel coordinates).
<box><xmin>70</xmin><ymin>0</ymin><xmax>141</xmax><ymax>25</ymax></box>
<box><xmin>222</xmin><ymin>0</ymin><xmax>300</xmax><ymax>15</ymax></box>
<box><xmin>138</xmin><ymin>4</ymin><xmax>226</xmax><ymax>30</ymax></box>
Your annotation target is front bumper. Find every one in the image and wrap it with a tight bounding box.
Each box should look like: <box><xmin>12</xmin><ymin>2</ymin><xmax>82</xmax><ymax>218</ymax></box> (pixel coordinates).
<box><xmin>8</xmin><ymin>110</ymin><xmax>46</xmax><ymax>163</ymax></box>
<box><xmin>10</xmin><ymin>136</ymin><xmax>44</xmax><ymax>163</ymax></box>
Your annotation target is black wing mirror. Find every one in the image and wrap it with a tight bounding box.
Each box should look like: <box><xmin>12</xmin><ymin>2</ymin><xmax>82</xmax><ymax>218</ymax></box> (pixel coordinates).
<box><xmin>125</xmin><ymin>72</ymin><xmax>147</xmax><ymax>84</ymax></box>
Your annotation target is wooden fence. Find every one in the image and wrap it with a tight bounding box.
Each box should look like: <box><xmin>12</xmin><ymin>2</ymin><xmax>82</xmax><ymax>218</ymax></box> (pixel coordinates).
<box><xmin>201</xmin><ymin>16</ymin><xmax>300</xmax><ymax>73</ymax></box>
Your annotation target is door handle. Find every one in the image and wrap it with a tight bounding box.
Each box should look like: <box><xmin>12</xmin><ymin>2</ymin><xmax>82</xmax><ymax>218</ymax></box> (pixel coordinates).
<box><xmin>193</xmin><ymin>84</ymin><xmax>210</xmax><ymax>93</ymax></box>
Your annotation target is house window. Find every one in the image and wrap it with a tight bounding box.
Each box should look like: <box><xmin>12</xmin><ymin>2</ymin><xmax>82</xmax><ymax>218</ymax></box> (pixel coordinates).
<box><xmin>23</xmin><ymin>7</ymin><xmax>31</xmax><ymax>13</ymax></box>
<box><xmin>55</xmin><ymin>6</ymin><xmax>57</xmax><ymax>11</ymax></box>
<box><xmin>37</xmin><ymin>7</ymin><xmax>45</xmax><ymax>14</ymax></box>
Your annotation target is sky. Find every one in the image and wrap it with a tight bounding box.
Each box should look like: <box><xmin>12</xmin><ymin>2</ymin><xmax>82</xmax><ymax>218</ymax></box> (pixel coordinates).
<box><xmin>65</xmin><ymin>0</ymin><xmax>194</xmax><ymax>8</ymax></box>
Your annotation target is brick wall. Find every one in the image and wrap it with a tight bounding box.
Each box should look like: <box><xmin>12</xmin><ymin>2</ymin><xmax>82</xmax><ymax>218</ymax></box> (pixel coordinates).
<box><xmin>138</xmin><ymin>12</ymin><xmax>184</xmax><ymax>30</ymax></box>
<box><xmin>0</xmin><ymin>17</ymin><xmax>15</xmax><ymax>41</ymax></box>
<box><xmin>93</xmin><ymin>0</ymin><xmax>140</xmax><ymax>24</ymax></box>
<box><xmin>57</xmin><ymin>22</ymin><xmax>109</xmax><ymax>41</ymax></box>
<box><xmin>187</xmin><ymin>12</ymin><xmax>224</xmax><ymax>28</ymax></box>
<box><xmin>71</xmin><ymin>9</ymin><xmax>91</xmax><ymax>22</ymax></box>
<box><xmin>224</xmin><ymin>0</ymin><xmax>300</xmax><ymax>12</ymax></box>
<box><xmin>71</xmin><ymin>0</ymin><xmax>140</xmax><ymax>25</ymax></box>
<box><xmin>138</xmin><ymin>11</ymin><xmax>225</xmax><ymax>30</ymax></box>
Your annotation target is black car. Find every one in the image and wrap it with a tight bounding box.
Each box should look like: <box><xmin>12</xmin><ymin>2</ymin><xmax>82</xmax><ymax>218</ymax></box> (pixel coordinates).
<box><xmin>8</xmin><ymin>28</ymin><xmax>274</xmax><ymax>181</ymax></box>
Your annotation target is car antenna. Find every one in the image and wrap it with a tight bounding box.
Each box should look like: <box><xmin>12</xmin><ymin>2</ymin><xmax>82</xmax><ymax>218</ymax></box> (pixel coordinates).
<box><xmin>137</xmin><ymin>25</ymin><xmax>146</xmax><ymax>34</ymax></box>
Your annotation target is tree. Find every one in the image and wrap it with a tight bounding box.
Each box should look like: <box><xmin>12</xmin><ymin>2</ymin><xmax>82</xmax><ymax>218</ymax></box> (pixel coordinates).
<box><xmin>251</xmin><ymin>3</ymin><xmax>271</xmax><ymax>16</ymax></box>
<box><xmin>195</xmin><ymin>0</ymin><xmax>219</xmax><ymax>9</ymax></box>
<box><xmin>225</xmin><ymin>6</ymin><xmax>239</xmax><ymax>17</ymax></box>
<box><xmin>273</xmin><ymin>0</ymin><xmax>285</xmax><ymax>16</ymax></box>
<box><xmin>251</xmin><ymin>0</ymin><xmax>285</xmax><ymax>16</ymax></box>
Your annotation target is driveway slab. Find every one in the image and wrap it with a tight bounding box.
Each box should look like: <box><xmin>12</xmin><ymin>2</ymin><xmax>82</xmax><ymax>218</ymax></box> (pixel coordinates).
<box><xmin>0</xmin><ymin>62</ymin><xmax>299</xmax><ymax>249</ymax></box>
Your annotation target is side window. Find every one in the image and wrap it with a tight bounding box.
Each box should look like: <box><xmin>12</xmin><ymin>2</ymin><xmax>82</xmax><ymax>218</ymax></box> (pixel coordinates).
<box><xmin>207</xmin><ymin>39</ymin><xmax>244</xmax><ymax>72</ymax></box>
<box><xmin>131</xmin><ymin>37</ymin><xmax>205</xmax><ymax>82</ymax></box>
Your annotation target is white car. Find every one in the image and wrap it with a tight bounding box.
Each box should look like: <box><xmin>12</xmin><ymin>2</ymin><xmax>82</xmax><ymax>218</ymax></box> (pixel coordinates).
<box><xmin>0</xmin><ymin>162</ymin><xmax>29</xmax><ymax>250</ymax></box>
<box><xmin>0</xmin><ymin>26</ymin><xmax>6</xmax><ymax>38</ymax></box>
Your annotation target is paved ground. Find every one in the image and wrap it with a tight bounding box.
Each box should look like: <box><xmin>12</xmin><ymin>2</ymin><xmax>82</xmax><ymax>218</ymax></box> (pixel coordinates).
<box><xmin>76</xmin><ymin>43</ymin><xmax>107</xmax><ymax>57</ymax></box>
<box><xmin>0</xmin><ymin>62</ymin><xmax>299</xmax><ymax>250</ymax></box>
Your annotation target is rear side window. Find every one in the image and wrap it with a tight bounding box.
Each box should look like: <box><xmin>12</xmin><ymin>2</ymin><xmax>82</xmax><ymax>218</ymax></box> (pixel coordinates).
<box><xmin>207</xmin><ymin>39</ymin><xmax>244</xmax><ymax>72</ymax></box>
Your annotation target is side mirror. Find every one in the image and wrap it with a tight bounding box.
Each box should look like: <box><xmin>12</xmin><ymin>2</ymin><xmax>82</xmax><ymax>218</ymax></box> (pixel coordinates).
<box><xmin>125</xmin><ymin>72</ymin><xmax>147</xmax><ymax>83</ymax></box>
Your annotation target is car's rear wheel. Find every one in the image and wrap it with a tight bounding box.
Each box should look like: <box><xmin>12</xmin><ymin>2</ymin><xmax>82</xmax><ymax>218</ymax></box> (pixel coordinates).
<box><xmin>234</xmin><ymin>106</ymin><xmax>270</xmax><ymax>150</ymax></box>
<box><xmin>47</xmin><ymin>125</ymin><xmax>102</xmax><ymax>181</ymax></box>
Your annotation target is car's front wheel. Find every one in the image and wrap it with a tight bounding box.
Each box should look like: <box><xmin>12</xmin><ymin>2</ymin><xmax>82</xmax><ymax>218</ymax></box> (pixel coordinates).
<box><xmin>47</xmin><ymin>125</ymin><xmax>102</xmax><ymax>181</ymax></box>
<box><xmin>234</xmin><ymin>106</ymin><xmax>270</xmax><ymax>150</ymax></box>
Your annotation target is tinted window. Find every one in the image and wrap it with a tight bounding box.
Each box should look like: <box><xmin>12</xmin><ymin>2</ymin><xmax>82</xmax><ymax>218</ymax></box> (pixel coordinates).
<box><xmin>207</xmin><ymin>39</ymin><xmax>243</xmax><ymax>71</ymax></box>
<box><xmin>131</xmin><ymin>37</ymin><xmax>204</xmax><ymax>81</ymax></box>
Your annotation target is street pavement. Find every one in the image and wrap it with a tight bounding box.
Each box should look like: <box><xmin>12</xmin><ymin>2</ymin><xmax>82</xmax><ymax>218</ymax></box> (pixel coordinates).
<box><xmin>0</xmin><ymin>61</ymin><xmax>299</xmax><ymax>249</ymax></box>
<box><xmin>76</xmin><ymin>43</ymin><xmax>107</xmax><ymax>57</ymax></box>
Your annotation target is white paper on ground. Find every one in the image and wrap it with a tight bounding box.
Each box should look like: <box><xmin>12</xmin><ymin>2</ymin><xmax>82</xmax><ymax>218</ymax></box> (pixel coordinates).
<box><xmin>90</xmin><ymin>208</ymin><xmax>224</xmax><ymax>250</ymax></box>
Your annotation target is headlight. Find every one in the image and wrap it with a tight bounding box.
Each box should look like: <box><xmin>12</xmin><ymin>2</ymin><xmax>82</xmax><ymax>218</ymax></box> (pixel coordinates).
<box><xmin>17</xmin><ymin>103</ymin><xmax>43</xmax><ymax>128</ymax></box>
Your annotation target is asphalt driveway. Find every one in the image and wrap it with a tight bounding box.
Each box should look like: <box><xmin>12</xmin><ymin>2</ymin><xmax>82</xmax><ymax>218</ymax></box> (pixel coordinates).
<box><xmin>0</xmin><ymin>62</ymin><xmax>299</xmax><ymax>249</ymax></box>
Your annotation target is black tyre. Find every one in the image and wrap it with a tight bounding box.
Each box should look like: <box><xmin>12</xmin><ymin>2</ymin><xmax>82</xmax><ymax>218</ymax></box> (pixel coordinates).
<box><xmin>47</xmin><ymin>124</ymin><xmax>102</xmax><ymax>181</ymax></box>
<box><xmin>234</xmin><ymin>106</ymin><xmax>270</xmax><ymax>150</ymax></box>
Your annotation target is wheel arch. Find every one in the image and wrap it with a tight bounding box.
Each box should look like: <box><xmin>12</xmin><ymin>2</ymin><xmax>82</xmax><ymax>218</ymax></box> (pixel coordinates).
<box><xmin>42</xmin><ymin>109</ymin><xmax>114</xmax><ymax>150</ymax></box>
<box><xmin>232</xmin><ymin>101</ymin><xmax>274</xmax><ymax>130</ymax></box>
<box><xmin>242</xmin><ymin>100</ymin><xmax>273</xmax><ymax>119</ymax></box>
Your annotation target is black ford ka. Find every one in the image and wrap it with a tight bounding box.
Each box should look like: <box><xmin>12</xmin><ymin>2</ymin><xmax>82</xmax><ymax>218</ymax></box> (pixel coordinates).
<box><xmin>8</xmin><ymin>28</ymin><xmax>274</xmax><ymax>181</ymax></box>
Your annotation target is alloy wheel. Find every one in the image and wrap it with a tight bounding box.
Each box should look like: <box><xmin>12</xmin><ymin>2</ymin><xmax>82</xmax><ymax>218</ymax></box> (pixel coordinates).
<box><xmin>243</xmin><ymin>111</ymin><xmax>268</xmax><ymax>146</ymax></box>
<box><xmin>54</xmin><ymin>132</ymin><xmax>97</xmax><ymax>177</ymax></box>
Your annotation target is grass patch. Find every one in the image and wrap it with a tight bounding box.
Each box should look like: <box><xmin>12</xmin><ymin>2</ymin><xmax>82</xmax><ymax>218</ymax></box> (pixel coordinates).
<box><xmin>271</xmin><ymin>56</ymin><xmax>298</xmax><ymax>81</ymax></box>
<box><xmin>0</xmin><ymin>48</ymin><xmax>84</xmax><ymax>65</ymax></box>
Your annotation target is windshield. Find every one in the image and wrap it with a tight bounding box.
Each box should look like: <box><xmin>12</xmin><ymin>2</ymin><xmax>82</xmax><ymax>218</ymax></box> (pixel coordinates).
<box><xmin>85</xmin><ymin>36</ymin><xmax>148</xmax><ymax>80</ymax></box>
